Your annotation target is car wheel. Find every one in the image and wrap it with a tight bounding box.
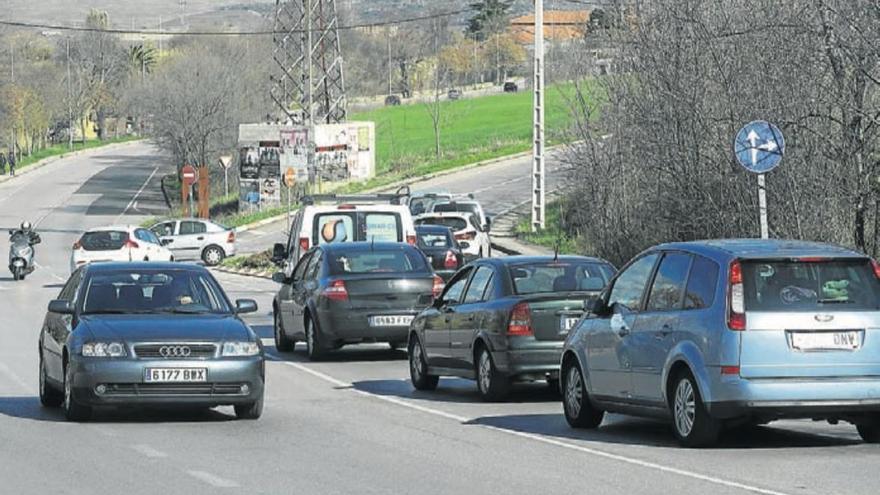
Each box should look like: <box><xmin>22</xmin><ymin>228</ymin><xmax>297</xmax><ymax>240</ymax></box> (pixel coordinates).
<box><xmin>274</xmin><ymin>310</ymin><xmax>295</xmax><ymax>352</ymax></box>
<box><xmin>63</xmin><ymin>364</ymin><xmax>92</xmax><ymax>422</ymax></box>
<box><xmin>562</xmin><ymin>358</ymin><xmax>603</xmax><ymax>428</ymax></box>
<box><xmin>409</xmin><ymin>337</ymin><xmax>439</xmax><ymax>391</ymax></box>
<box><xmin>857</xmin><ymin>417</ymin><xmax>880</xmax><ymax>443</ymax></box>
<box><xmin>39</xmin><ymin>354</ymin><xmax>63</xmax><ymax>407</ymax></box>
<box><xmin>305</xmin><ymin>317</ymin><xmax>324</xmax><ymax>361</ymax></box>
<box><xmin>202</xmin><ymin>245</ymin><xmax>225</xmax><ymax>266</ymax></box>
<box><xmin>670</xmin><ymin>371</ymin><xmax>721</xmax><ymax>447</ymax></box>
<box><xmin>234</xmin><ymin>393</ymin><xmax>264</xmax><ymax>420</ymax></box>
<box><xmin>475</xmin><ymin>347</ymin><xmax>509</xmax><ymax>401</ymax></box>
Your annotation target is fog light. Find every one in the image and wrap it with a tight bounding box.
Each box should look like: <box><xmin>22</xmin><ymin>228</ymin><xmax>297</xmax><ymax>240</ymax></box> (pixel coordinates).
<box><xmin>240</xmin><ymin>384</ymin><xmax>250</xmax><ymax>395</ymax></box>
<box><xmin>95</xmin><ymin>384</ymin><xmax>107</xmax><ymax>395</ymax></box>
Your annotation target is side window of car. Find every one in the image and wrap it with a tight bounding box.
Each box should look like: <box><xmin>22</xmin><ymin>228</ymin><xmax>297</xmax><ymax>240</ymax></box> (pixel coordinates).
<box><xmin>463</xmin><ymin>266</ymin><xmax>494</xmax><ymax>303</ymax></box>
<box><xmin>134</xmin><ymin>229</ymin><xmax>154</xmax><ymax>244</ymax></box>
<box><xmin>292</xmin><ymin>252</ymin><xmax>313</xmax><ymax>282</ymax></box>
<box><xmin>305</xmin><ymin>251</ymin><xmax>324</xmax><ymax>281</ymax></box>
<box><xmin>441</xmin><ymin>268</ymin><xmax>472</xmax><ymax>305</ymax></box>
<box><xmin>152</xmin><ymin>222</ymin><xmax>176</xmax><ymax>237</ymax></box>
<box><xmin>180</xmin><ymin>221</ymin><xmax>206</xmax><ymax>236</ymax></box>
<box><xmin>608</xmin><ymin>253</ymin><xmax>660</xmax><ymax>311</ymax></box>
<box><xmin>143</xmin><ymin>230</ymin><xmax>161</xmax><ymax>245</ymax></box>
<box><xmin>58</xmin><ymin>271</ymin><xmax>82</xmax><ymax>302</ymax></box>
<box><xmin>646</xmin><ymin>253</ymin><xmax>693</xmax><ymax>312</ymax></box>
<box><xmin>684</xmin><ymin>256</ymin><xmax>720</xmax><ymax>310</ymax></box>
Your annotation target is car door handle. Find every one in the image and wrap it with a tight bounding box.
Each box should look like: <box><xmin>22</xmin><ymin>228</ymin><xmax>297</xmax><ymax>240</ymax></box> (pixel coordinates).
<box><xmin>197</xmin><ymin>236</ymin><xmax>204</xmax><ymax>241</ymax></box>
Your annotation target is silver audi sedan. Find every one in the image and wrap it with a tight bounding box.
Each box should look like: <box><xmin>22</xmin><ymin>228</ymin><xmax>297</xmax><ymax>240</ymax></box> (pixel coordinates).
<box><xmin>38</xmin><ymin>262</ymin><xmax>265</xmax><ymax>421</ymax></box>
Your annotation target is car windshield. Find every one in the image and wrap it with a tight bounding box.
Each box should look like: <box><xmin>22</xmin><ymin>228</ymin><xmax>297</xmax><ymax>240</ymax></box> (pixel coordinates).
<box><xmin>415</xmin><ymin>217</ymin><xmax>468</xmax><ymax>231</ymax></box>
<box><xmin>511</xmin><ymin>261</ymin><xmax>615</xmax><ymax>295</ymax></box>
<box><xmin>417</xmin><ymin>232</ymin><xmax>452</xmax><ymax>248</ymax></box>
<box><xmin>742</xmin><ymin>259</ymin><xmax>880</xmax><ymax>311</ymax></box>
<box><xmin>81</xmin><ymin>270</ymin><xmax>232</xmax><ymax>314</ymax></box>
<box><xmin>80</xmin><ymin>231</ymin><xmax>128</xmax><ymax>251</ymax></box>
<box><xmin>328</xmin><ymin>250</ymin><xmax>429</xmax><ymax>275</ymax></box>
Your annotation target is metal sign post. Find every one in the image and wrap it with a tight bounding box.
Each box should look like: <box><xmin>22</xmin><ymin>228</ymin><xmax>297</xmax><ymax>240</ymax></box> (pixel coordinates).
<box><xmin>284</xmin><ymin>167</ymin><xmax>296</xmax><ymax>227</ymax></box>
<box><xmin>219</xmin><ymin>155</ymin><xmax>233</xmax><ymax>197</ymax></box>
<box><xmin>181</xmin><ymin>164</ymin><xmax>199</xmax><ymax>219</ymax></box>
<box><xmin>734</xmin><ymin>121</ymin><xmax>785</xmax><ymax>239</ymax></box>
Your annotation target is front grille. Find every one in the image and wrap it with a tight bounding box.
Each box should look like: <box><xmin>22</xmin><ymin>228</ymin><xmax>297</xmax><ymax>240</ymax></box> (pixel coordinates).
<box><xmin>134</xmin><ymin>344</ymin><xmax>217</xmax><ymax>359</ymax></box>
<box><xmin>101</xmin><ymin>383</ymin><xmax>247</xmax><ymax>396</ymax></box>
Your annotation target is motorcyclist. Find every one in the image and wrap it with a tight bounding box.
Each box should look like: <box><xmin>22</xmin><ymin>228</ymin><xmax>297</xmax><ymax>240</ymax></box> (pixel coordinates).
<box><xmin>10</xmin><ymin>221</ymin><xmax>41</xmax><ymax>245</ymax></box>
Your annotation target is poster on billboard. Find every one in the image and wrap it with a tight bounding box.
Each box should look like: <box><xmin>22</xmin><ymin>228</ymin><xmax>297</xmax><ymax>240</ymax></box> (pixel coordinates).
<box><xmin>280</xmin><ymin>126</ymin><xmax>311</xmax><ymax>183</ymax></box>
<box><xmin>238</xmin><ymin>124</ymin><xmax>284</xmax><ymax>209</ymax></box>
<box><xmin>313</xmin><ymin>122</ymin><xmax>375</xmax><ymax>184</ymax></box>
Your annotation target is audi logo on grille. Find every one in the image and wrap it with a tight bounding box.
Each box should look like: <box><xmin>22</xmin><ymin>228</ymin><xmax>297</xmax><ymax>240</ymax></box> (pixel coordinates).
<box><xmin>159</xmin><ymin>346</ymin><xmax>192</xmax><ymax>358</ymax></box>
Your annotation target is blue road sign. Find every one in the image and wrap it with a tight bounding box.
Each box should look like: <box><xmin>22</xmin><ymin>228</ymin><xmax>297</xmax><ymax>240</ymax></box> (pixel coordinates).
<box><xmin>734</xmin><ymin>121</ymin><xmax>785</xmax><ymax>173</ymax></box>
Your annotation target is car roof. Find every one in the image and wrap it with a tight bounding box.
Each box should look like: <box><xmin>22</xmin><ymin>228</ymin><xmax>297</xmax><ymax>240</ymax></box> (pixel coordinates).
<box><xmin>416</xmin><ymin>212</ymin><xmax>472</xmax><ymax>219</ymax></box>
<box><xmin>319</xmin><ymin>242</ymin><xmax>417</xmax><ymax>254</ymax></box>
<box><xmin>84</xmin><ymin>225</ymin><xmax>138</xmax><ymax>233</ymax></box>
<box><xmin>416</xmin><ymin>225</ymin><xmax>453</xmax><ymax>233</ymax></box>
<box><xmin>654</xmin><ymin>239</ymin><xmax>867</xmax><ymax>260</ymax></box>
<box><xmin>473</xmin><ymin>255</ymin><xmax>612</xmax><ymax>267</ymax></box>
<box><xmin>304</xmin><ymin>204</ymin><xmax>409</xmax><ymax>213</ymax></box>
<box><xmin>84</xmin><ymin>262</ymin><xmax>207</xmax><ymax>273</ymax></box>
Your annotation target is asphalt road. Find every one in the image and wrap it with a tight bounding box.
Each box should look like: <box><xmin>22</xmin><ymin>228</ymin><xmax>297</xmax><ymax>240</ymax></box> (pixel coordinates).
<box><xmin>0</xmin><ymin>145</ymin><xmax>878</xmax><ymax>494</ymax></box>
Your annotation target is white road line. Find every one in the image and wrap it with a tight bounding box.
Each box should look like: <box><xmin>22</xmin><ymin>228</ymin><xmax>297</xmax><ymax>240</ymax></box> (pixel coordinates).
<box><xmin>186</xmin><ymin>470</ymin><xmax>239</xmax><ymax>488</ymax></box>
<box><xmin>34</xmin><ymin>262</ymin><xmax>66</xmax><ymax>282</ymax></box>
<box><xmin>131</xmin><ymin>444</ymin><xmax>168</xmax><ymax>458</ymax></box>
<box><xmin>116</xmin><ymin>166</ymin><xmax>159</xmax><ymax>222</ymax></box>
<box><xmin>0</xmin><ymin>362</ymin><xmax>30</xmax><ymax>392</ymax></box>
<box><xmin>273</xmin><ymin>357</ymin><xmax>793</xmax><ymax>495</ymax></box>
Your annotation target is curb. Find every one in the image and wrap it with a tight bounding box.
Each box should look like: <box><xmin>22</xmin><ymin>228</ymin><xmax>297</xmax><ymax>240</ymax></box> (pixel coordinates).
<box><xmin>0</xmin><ymin>139</ymin><xmax>145</xmax><ymax>185</ymax></box>
<box><xmin>212</xmin><ymin>265</ymin><xmax>274</xmax><ymax>280</ymax></box>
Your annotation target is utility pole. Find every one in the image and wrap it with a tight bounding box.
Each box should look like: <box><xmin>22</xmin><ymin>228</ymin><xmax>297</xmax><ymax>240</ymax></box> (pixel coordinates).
<box><xmin>67</xmin><ymin>37</ymin><xmax>74</xmax><ymax>150</ymax></box>
<box><xmin>387</xmin><ymin>27</ymin><xmax>392</xmax><ymax>96</ymax></box>
<box><xmin>531</xmin><ymin>0</ymin><xmax>545</xmax><ymax>231</ymax></box>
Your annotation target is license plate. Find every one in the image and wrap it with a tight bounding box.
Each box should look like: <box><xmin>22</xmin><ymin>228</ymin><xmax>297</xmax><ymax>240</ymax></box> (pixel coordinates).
<box><xmin>561</xmin><ymin>316</ymin><xmax>581</xmax><ymax>332</ymax></box>
<box><xmin>369</xmin><ymin>315</ymin><xmax>414</xmax><ymax>327</ymax></box>
<box><xmin>790</xmin><ymin>331</ymin><xmax>861</xmax><ymax>351</ymax></box>
<box><xmin>144</xmin><ymin>368</ymin><xmax>207</xmax><ymax>383</ymax></box>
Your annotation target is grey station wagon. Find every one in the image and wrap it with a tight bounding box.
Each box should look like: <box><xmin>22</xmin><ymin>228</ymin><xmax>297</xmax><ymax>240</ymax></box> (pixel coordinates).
<box><xmin>561</xmin><ymin>239</ymin><xmax>880</xmax><ymax>447</ymax></box>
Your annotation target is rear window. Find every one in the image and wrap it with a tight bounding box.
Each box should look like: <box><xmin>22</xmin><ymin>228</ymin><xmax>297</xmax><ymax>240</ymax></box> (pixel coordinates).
<box><xmin>433</xmin><ymin>202</ymin><xmax>478</xmax><ymax>215</ymax></box>
<box><xmin>80</xmin><ymin>231</ymin><xmax>128</xmax><ymax>251</ymax></box>
<box><xmin>328</xmin><ymin>250</ymin><xmax>429</xmax><ymax>275</ymax></box>
<box><xmin>743</xmin><ymin>259</ymin><xmax>880</xmax><ymax>311</ymax></box>
<box><xmin>313</xmin><ymin>212</ymin><xmax>402</xmax><ymax>245</ymax></box>
<box><xmin>415</xmin><ymin>217</ymin><xmax>467</xmax><ymax>231</ymax></box>
<box><xmin>511</xmin><ymin>261</ymin><xmax>615</xmax><ymax>295</ymax></box>
<box><xmin>418</xmin><ymin>232</ymin><xmax>452</xmax><ymax>248</ymax></box>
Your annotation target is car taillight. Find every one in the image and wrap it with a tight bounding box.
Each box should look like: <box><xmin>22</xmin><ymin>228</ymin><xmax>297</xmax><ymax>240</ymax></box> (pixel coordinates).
<box><xmin>455</xmin><ymin>232</ymin><xmax>476</xmax><ymax>241</ymax></box>
<box><xmin>444</xmin><ymin>250</ymin><xmax>458</xmax><ymax>270</ymax></box>
<box><xmin>72</xmin><ymin>240</ymin><xmax>82</xmax><ymax>250</ymax></box>
<box><xmin>432</xmin><ymin>274</ymin><xmax>445</xmax><ymax>299</ymax></box>
<box><xmin>406</xmin><ymin>234</ymin><xmax>417</xmax><ymax>246</ymax></box>
<box><xmin>727</xmin><ymin>260</ymin><xmax>745</xmax><ymax>331</ymax></box>
<box><xmin>124</xmin><ymin>236</ymin><xmax>139</xmax><ymax>249</ymax></box>
<box><xmin>872</xmin><ymin>259</ymin><xmax>880</xmax><ymax>280</ymax></box>
<box><xmin>299</xmin><ymin>237</ymin><xmax>310</xmax><ymax>252</ymax></box>
<box><xmin>323</xmin><ymin>279</ymin><xmax>349</xmax><ymax>302</ymax></box>
<box><xmin>227</xmin><ymin>231</ymin><xmax>235</xmax><ymax>243</ymax></box>
<box><xmin>507</xmin><ymin>302</ymin><xmax>533</xmax><ymax>336</ymax></box>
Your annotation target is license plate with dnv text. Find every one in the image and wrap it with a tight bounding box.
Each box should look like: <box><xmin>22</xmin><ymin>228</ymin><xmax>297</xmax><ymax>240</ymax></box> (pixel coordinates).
<box><xmin>369</xmin><ymin>315</ymin><xmax>414</xmax><ymax>327</ymax></box>
<box><xmin>790</xmin><ymin>331</ymin><xmax>861</xmax><ymax>351</ymax></box>
<box><xmin>144</xmin><ymin>368</ymin><xmax>207</xmax><ymax>383</ymax></box>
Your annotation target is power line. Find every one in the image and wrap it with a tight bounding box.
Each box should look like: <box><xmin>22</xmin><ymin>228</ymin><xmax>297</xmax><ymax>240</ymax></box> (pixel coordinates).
<box><xmin>0</xmin><ymin>8</ymin><xmax>475</xmax><ymax>37</ymax></box>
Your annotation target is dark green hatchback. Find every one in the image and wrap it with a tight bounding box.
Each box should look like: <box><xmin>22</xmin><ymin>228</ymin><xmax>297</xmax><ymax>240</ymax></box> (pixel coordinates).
<box><xmin>408</xmin><ymin>255</ymin><xmax>615</xmax><ymax>400</ymax></box>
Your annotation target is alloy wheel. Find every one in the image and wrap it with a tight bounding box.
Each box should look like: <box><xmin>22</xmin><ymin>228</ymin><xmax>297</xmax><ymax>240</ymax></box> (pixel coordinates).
<box><xmin>478</xmin><ymin>351</ymin><xmax>492</xmax><ymax>393</ymax></box>
<box><xmin>204</xmin><ymin>247</ymin><xmax>223</xmax><ymax>266</ymax></box>
<box><xmin>674</xmin><ymin>378</ymin><xmax>696</xmax><ymax>437</ymax></box>
<box><xmin>565</xmin><ymin>365</ymin><xmax>583</xmax><ymax>419</ymax></box>
<box><xmin>410</xmin><ymin>343</ymin><xmax>423</xmax><ymax>381</ymax></box>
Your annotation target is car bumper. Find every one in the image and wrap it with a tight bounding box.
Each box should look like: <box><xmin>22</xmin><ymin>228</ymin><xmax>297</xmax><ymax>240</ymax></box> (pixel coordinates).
<box><xmin>68</xmin><ymin>356</ymin><xmax>265</xmax><ymax>407</ymax></box>
<box><xmin>224</xmin><ymin>243</ymin><xmax>237</xmax><ymax>257</ymax></box>
<box><xmin>706</xmin><ymin>374</ymin><xmax>880</xmax><ymax>419</ymax></box>
<box><xmin>493</xmin><ymin>341</ymin><xmax>563</xmax><ymax>381</ymax></box>
<box><xmin>318</xmin><ymin>309</ymin><xmax>419</xmax><ymax>344</ymax></box>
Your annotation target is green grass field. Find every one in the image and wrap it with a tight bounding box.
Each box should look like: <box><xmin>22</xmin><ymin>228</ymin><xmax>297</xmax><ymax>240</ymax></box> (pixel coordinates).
<box><xmin>16</xmin><ymin>135</ymin><xmax>140</xmax><ymax>171</ymax></box>
<box><xmin>349</xmin><ymin>82</ymin><xmax>587</xmax><ymax>181</ymax></box>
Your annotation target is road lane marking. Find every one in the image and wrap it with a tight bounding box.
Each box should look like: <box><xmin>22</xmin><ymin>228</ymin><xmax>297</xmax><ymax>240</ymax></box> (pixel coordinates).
<box><xmin>131</xmin><ymin>444</ymin><xmax>168</xmax><ymax>458</ymax></box>
<box><xmin>187</xmin><ymin>470</ymin><xmax>239</xmax><ymax>488</ymax></box>
<box><xmin>34</xmin><ymin>262</ymin><xmax>66</xmax><ymax>282</ymax></box>
<box><xmin>272</xmin><ymin>357</ymin><xmax>792</xmax><ymax>495</ymax></box>
<box><xmin>116</xmin><ymin>166</ymin><xmax>159</xmax><ymax>222</ymax></box>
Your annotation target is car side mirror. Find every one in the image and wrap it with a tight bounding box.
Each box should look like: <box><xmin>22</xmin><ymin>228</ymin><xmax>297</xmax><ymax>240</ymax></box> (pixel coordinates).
<box><xmin>235</xmin><ymin>299</ymin><xmax>258</xmax><ymax>315</ymax></box>
<box><xmin>272</xmin><ymin>243</ymin><xmax>287</xmax><ymax>264</ymax></box>
<box><xmin>585</xmin><ymin>297</ymin><xmax>608</xmax><ymax>316</ymax></box>
<box><xmin>272</xmin><ymin>272</ymin><xmax>289</xmax><ymax>284</ymax></box>
<box><xmin>161</xmin><ymin>239</ymin><xmax>173</xmax><ymax>246</ymax></box>
<box><xmin>48</xmin><ymin>299</ymin><xmax>75</xmax><ymax>315</ymax></box>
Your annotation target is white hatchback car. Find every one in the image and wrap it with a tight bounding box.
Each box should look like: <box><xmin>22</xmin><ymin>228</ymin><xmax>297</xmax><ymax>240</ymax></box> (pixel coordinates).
<box><xmin>150</xmin><ymin>219</ymin><xmax>236</xmax><ymax>266</ymax></box>
<box><xmin>414</xmin><ymin>212</ymin><xmax>490</xmax><ymax>259</ymax></box>
<box><xmin>70</xmin><ymin>225</ymin><xmax>174</xmax><ymax>273</ymax></box>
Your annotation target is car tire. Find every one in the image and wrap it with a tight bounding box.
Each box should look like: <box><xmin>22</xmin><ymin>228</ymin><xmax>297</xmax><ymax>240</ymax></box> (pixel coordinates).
<box><xmin>39</xmin><ymin>354</ymin><xmax>63</xmax><ymax>407</ymax></box>
<box><xmin>234</xmin><ymin>394</ymin><xmax>264</xmax><ymax>420</ymax></box>
<box><xmin>63</xmin><ymin>364</ymin><xmax>92</xmax><ymax>422</ymax></box>
<box><xmin>305</xmin><ymin>317</ymin><xmax>324</xmax><ymax>361</ymax></box>
<box><xmin>670</xmin><ymin>371</ymin><xmax>721</xmax><ymax>448</ymax></box>
<box><xmin>202</xmin><ymin>245</ymin><xmax>225</xmax><ymax>266</ymax></box>
<box><xmin>562</xmin><ymin>358</ymin><xmax>604</xmax><ymax>428</ymax></box>
<box><xmin>274</xmin><ymin>310</ymin><xmax>295</xmax><ymax>352</ymax></box>
<box><xmin>475</xmin><ymin>346</ymin><xmax>509</xmax><ymax>401</ymax></box>
<box><xmin>857</xmin><ymin>418</ymin><xmax>880</xmax><ymax>443</ymax></box>
<box><xmin>409</xmin><ymin>337</ymin><xmax>439</xmax><ymax>391</ymax></box>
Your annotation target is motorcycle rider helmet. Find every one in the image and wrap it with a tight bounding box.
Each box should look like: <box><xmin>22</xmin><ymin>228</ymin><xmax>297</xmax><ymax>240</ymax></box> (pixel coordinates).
<box><xmin>20</xmin><ymin>221</ymin><xmax>32</xmax><ymax>231</ymax></box>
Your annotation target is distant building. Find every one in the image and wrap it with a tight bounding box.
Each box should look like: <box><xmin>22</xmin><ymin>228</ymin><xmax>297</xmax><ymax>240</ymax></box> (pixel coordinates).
<box><xmin>509</xmin><ymin>10</ymin><xmax>591</xmax><ymax>45</ymax></box>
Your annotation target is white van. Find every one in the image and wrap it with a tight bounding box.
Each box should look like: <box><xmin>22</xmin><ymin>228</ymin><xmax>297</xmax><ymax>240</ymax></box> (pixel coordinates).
<box><xmin>274</xmin><ymin>190</ymin><xmax>417</xmax><ymax>276</ymax></box>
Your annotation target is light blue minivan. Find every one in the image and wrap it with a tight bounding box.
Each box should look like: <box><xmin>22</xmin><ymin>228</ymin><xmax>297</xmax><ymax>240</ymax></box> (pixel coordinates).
<box><xmin>561</xmin><ymin>239</ymin><xmax>880</xmax><ymax>447</ymax></box>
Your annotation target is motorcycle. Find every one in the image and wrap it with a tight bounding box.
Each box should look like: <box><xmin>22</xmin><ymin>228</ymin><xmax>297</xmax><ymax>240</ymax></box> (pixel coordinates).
<box><xmin>8</xmin><ymin>230</ymin><xmax>39</xmax><ymax>281</ymax></box>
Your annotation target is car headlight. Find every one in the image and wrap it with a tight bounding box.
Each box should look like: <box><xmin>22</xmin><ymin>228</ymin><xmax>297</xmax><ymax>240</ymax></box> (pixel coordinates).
<box><xmin>82</xmin><ymin>342</ymin><xmax>127</xmax><ymax>357</ymax></box>
<box><xmin>222</xmin><ymin>342</ymin><xmax>260</xmax><ymax>357</ymax></box>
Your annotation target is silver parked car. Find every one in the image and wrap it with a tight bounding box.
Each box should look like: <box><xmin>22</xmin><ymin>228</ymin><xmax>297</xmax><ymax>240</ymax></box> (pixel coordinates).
<box><xmin>561</xmin><ymin>239</ymin><xmax>880</xmax><ymax>447</ymax></box>
<box><xmin>150</xmin><ymin>219</ymin><xmax>236</xmax><ymax>266</ymax></box>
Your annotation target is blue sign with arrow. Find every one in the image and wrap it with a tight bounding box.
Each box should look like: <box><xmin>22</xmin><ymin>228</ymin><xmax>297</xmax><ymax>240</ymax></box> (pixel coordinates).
<box><xmin>734</xmin><ymin>120</ymin><xmax>785</xmax><ymax>173</ymax></box>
